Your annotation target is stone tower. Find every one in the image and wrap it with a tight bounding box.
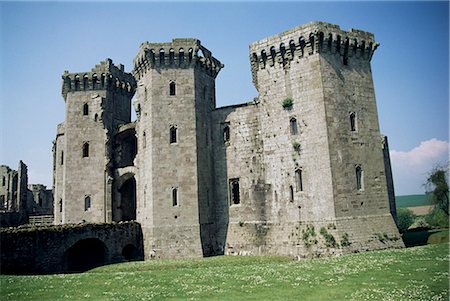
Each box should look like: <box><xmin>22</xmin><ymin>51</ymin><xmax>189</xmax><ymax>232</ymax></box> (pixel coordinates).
<box><xmin>213</xmin><ymin>21</ymin><xmax>403</xmax><ymax>256</ymax></box>
<box><xmin>53</xmin><ymin>59</ymin><xmax>135</xmax><ymax>224</ymax></box>
<box><xmin>133</xmin><ymin>39</ymin><xmax>223</xmax><ymax>257</ymax></box>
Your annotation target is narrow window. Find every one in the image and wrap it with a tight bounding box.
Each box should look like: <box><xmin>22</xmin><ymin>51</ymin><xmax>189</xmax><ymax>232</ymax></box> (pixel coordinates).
<box><xmin>172</xmin><ymin>187</ymin><xmax>178</xmax><ymax>206</ymax></box>
<box><xmin>83</xmin><ymin>103</ymin><xmax>89</xmax><ymax>116</ymax></box>
<box><xmin>60</xmin><ymin>151</ymin><xmax>64</xmax><ymax>165</ymax></box>
<box><xmin>94</xmin><ymin>113</ymin><xmax>98</xmax><ymax>122</ymax></box>
<box><xmin>170</xmin><ymin>126</ymin><xmax>177</xmax><ymax>144</ymax></box>
<box><xmin>92</xmin><ymin>74</ymin><xmax>97</xmax><ymax>89</ymax></box>
<box><xmin>100</xmin><ymin>73</ymin><xmax>106</xmax><ymax>88</ymax></box>
<box><xmin>188</xmin><ymin>48</ymin><xmax>193</xmax><ymax>62</ymax></box>
<box><xmin>83</xmin><ymin>75</ymin><xmax>89</xmax><ymax>90</ymax></box>
<box><xmin>84</xmin><ymin>195</ymin><xmax>91</xmax><ymax>211</ymax></box>
<box><xmin>229</xmin><ymin>179</ymin><xmax>240</xmax><ymax>205</ymax></box>
<box><xmin>289</xmin><ymin>185</ymin><xmax>294</xmax><ymax>202</ymax></box>
<box><xmin>82</xmin><ymin>142</ymin><xmax>89</xmax><ymax>157</ymax></box>
<box><xmin>223</xmin><ymin>126</ymin><xmax>230</xmax><ymax>143</ymax></box>
<box><xmin>59</xmin><ymin>199</ymin><xmax>62</xmax><ymax>212</ymax></box>
<box><xmin>169</xmin><ymin>82</ymin><xmax>176</xmax><ymax>96</ymax></box>
<box><xmin>295</xmin><ymin>169</ymin><xmax>303</xmax><ymax>191</ymax></box>
<box><xmin>350</xmin><ymin>112</ymin><xmax>356</xmax><ymax>131</ymax></box>
<box><xmin>356</xmin><ymin>165</ymin><xmax>363</xmax><ymax>191</ymax></box>
<box><xmin>290</xmin><ymin>117</ymin><xmax>298</xmax><ymax>135</ymax></box>
<box><xmin>74</xmin><ymin>75</ymin><xmax>80</xmax><ymax>90</ymax></box>
<box><xmin>143</xmin><ymin>131</ymin><xmax>146</xmax><ymax>148</ymax></box>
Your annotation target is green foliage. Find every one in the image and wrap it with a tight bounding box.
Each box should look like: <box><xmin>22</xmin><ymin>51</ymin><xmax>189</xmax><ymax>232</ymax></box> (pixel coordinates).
<box><xmin>340</xmin><ymin>232</ymin><xmax>351</xmax><ymax>247</ymax></box>
<box><xmin>396</xmin><ymin>208</ymin><xmax>416</xmax><ymax>233</ymax></box>
<box><xmin>292</xmin><ymin>142</ymin><xmax>301</xmax><ymax>152</ymax></box>
<box><xmin>302</xmin><ymin>224</ymin><xmax>317</xmax><ymax>247</ymax></box>
<box><xmin>425</xmin><ymin>166</ymin><xmax>449</xmax><ymax>216</ymax></box>
<box><xmin>1</xmin><ymin>244</ymin><xmax>448</xmax><ymax>301</ymax></box>
<box><xmin>395</xmin><ymin>194</ymin><xmax>431</xmax><ymax>208</ymax></box>
<box><xmin>425</xmin><ymin>210</ymin><xmax>449</xmax><ymax>228</ymax></box>
<box><xmin>282</xmin><ymin>97</ymin><xmax>293</xmax><ymax>109</ymax></box>
<box><xmin>319</xmin><ymin>227</ymin><xmax>338</xmax><ymax>248</ymax></box>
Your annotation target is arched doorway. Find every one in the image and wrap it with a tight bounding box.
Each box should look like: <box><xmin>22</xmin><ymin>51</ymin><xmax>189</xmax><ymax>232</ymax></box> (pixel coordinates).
<box><xmin>113</xmin><ymin>174</ymin><xmax>136</xmax><ymax>222</ymax></box>
<box><xmin>64</xmin><ymin>238</ymin><xmax>108</xmax><ymax>272</ymax></box>
<box><xmin>122</xmin><ymin>244</ymin><xmax>142</xmax><ymax>261</ymax></box>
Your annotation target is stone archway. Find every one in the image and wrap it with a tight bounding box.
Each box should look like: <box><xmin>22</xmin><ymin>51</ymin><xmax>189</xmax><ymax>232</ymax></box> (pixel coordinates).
<box><xmin>113</xmin><ymin>173</ymin><xmax>136</xmax><ymax>222</ymax></box>
<box><xmin>64</xmin><ymin>238</ymin><xmax>108</xmax><ymax>272</ymax></box>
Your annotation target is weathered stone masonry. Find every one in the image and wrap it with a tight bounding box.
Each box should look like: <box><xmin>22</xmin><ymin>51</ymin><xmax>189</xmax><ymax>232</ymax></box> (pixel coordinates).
<box><xmin>53</xmin><ymin>21</ymin><xmax>403</xmax><ymax>260</ymax></box>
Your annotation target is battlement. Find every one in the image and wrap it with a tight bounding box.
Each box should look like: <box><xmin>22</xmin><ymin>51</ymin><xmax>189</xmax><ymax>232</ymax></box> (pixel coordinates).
<box><xmin>61</xmin><ymin>59</ymin><xmax>136</xmax><ymax>100</ymax></box>
<box><xmin>133</xmin><ymin>38</ymin><xmax>223</xmax><ymax>80</ymax></box>
<box><xmin>249</xmin><ymin>21</ymin><xmax>378</xmax><ymax>80</ymax></box>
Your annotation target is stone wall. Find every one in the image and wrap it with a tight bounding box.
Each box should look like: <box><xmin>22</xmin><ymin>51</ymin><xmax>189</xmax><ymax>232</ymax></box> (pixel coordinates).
<box><xmin>0</xmin><ymin>222</ymin><xmax>143</xmax><ymax>274</ymax></box>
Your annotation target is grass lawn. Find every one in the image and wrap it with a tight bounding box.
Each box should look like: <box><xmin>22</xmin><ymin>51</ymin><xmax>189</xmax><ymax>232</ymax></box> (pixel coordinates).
<box><xmin>1</xmin><ymin>243</ymin><xmax>448</xmax><ymax>301</ymax></box>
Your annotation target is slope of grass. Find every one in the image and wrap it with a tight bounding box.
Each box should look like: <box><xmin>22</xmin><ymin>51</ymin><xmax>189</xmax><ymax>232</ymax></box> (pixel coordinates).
<box><xmin>396</xmin><ymin>194</ymin><xmax>431</xmax><ymax>208</ymax></box>
<box><xmin>1</xmin><ymin>243</ymin><xmax>448</xmax><ymax>301</ymax></box>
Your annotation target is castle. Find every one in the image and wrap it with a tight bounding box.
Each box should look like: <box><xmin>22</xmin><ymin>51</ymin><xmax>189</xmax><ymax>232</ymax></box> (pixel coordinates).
<box><xmin>52</xmin><ymin>21</ymin><xmax>403</xmax><ymax>259</ymax></box>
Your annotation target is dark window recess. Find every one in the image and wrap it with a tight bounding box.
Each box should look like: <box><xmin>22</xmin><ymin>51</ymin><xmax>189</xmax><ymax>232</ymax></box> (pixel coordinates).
<box><xmin>84</xmin><ymin>195</ymin><xmax>91</xmax><ymax>211</ymax></box>
<box><xmin>230</xmin><ymin>179</ymin><xmax>240</xmax><ymax>205</ymax></box>
<box><xmin>223</xmin><ymin>126</ymin><xmax>230</xmax><ymax>143</ymax></box>
<box><xmin>350</xmin><ymin>112</ymin><xmax>356</xmax><ymax>132</ymax></box>
<box><xmin>289</xmin><ymin>185</ymin><xmax>294</xmax><ymax>202</ymax></box>
<box><xmin>169</xmin><ymin>82</ymin><xmax>176</xmax><ymax>96</ymax></box>
<box><xmin>170</xmin><ymin>126</ymin><xmax>177</xmax><ymax>144</ymax></box>
<box><xmin>82</xmin><ymin>142</ymin><xmax>89</xmax><ymax>157</ymax></box>
<box><xmin>172</xmin><ymin>187</ymin><xmax>178</xmax><ymax>206</ymax></box>
<box><xmin>295</xmin><ymin>169</ymin><xmax>303</xmax><ymax>191</ymax></box>
<box><xmin>83</xmin><ymin>103</ymin><xmax>89</xmax><ymax>116</ymax></box>
<box><xmin>290</xmin><ymin>118</ymin><xmax>298</xmax><ymax>135</ymax></box>
<box><xmin>356</xmin><ymin>165</ymin><xmax>363</xmax><ymax>190</ymax></box>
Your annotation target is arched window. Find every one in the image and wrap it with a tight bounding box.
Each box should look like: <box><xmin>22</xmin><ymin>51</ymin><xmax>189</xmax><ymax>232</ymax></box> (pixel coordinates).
<box><xmin>100</xmin><ymin>73</ymin><xmax>106</xmax><ymax>88</ymax></box>
<box><xmin>289</xmin><ymin>40</ymin><xmax>296</xmax><ymax>55</ymax></box>
<box><xmin>82</xmin><ymin>142</ymin><xmax>89</xmax><ymax>157</ymax></box>
<box><xmin>179</xmin><ymin>48</ymin><xmax>185</xmax><ymax>64</ymax></box>
<box><xmin>84</xmin><ymin>195</ymin><xmax>91</xmax><ymax>211</ymax></box>
<box><xmin>290</xmin><ymin>117</ymin><xmax>298</xmax><ymax>135</ymax></box>
<box><xmin>280</xmin><ymin>43</ymin><xmax>286</xmax><ymax>59</ymax></box>
<box><xmin>350</xmin><ymin>112</ymin><xmax>357</xmax><ymax>132</ymax></box>
<box><xmin>83</xmin><ymin>103</ymin><xmax>89</xmax><ymax>116</ymax></box>
<box><xmin>169</xmin><ymin>48</ymin><xmax>175</xmax><ymax>65</ymax></box>
<box><xmin>295</xmin><ymin>169</ymin><xmax>303</xmax><ymax>192</ymax></box>
<box><xmin>170</xmin><ymin>126</ymin><xmax>177</xmax><ymax>144</ymax></box>
<box><xmin>309</xmin><ymin>33</ymin><xmax>315</xmax><ymax>53</ymax></box>
<box><xmin>229</xmin><ymin>179</ymin><xmax>240</xmax><ymax>205</ymax></box>
<box><xmin>169</xmin><ymin>82</ymin><xmax>176</xmax><ymax>96</ymax></box>
<box><xmin>92</xmin><ymin>74</ymin><xmax>98</xmax><ymax>89</ymax></box>
<box><xmin>159</xmin><ymin>48</ymin><xmax>165</xmax><ymax>65</ymax></box>
<box><xmin>223</xmin><ymin>126</ymin><xmax>230</xmax><ymax>143</ymax></box>
<box><xmin>188</xmin><ymin>48</ymin><xmax>193</xmax><ymax>62</ymax></box>
<box><xmin>172</xmin><ymin>187</ymin><xmax>178</xmax><ymax>206</ymax></box>
<box><xmin>94</xmin><ymin>113</ymin><xmax>98</xmax><ymax>122</ymax></box>
<box><xmin>261</xmin><ymin>49</ymin><xmax>267</xmax><ymax>67</ymax></box>
<box><xmin>270</xmin><ymin>46</ymin><xmax>276</xmax><ymax>64</ymax></box>
<box><xmin>356</xmin><ymin>165</ymin><xmax>363</xmax><ymax>191</ymax></box>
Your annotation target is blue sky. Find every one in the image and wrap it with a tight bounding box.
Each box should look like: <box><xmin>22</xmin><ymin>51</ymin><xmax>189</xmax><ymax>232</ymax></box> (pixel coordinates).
<box><xmin>0</xmin><ymin>1</ymin><xmax>448</xmax><ymax>195</ymax></box>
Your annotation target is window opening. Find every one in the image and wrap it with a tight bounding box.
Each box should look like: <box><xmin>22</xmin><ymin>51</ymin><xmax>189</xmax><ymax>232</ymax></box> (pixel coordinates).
<box><xmin>356</xmin><ymin>165</ymin><xmax>363</xmax><ymax>191</ymax></box>
<box><xmin>169</xmin><ymin>49</ymin><xmax>175</xmax><ymax>65</ymax></box>
<box><xmin>172</xmin><ymin>187</ymin><xmax>178</xmax><ymax>206</ymax></box>
<box><xmin>350</xmin><ymin>112</ymin><xmax>356</xmax><ymax>131</ymax></box>
<box><xmin>2</xmin><ymin>176</ymin><xmax>5</xmax><ymax>186</ymax></box>
<box><xmin>83</xmin><ymin>75</ymin><xmax>89</xmax><ymax>90</ymax></box>
<box><xmin>169</xmin><ymin>82</ymin><xmax>176</xmax><ymax>96</ymax></box>
<box><xmin>223</xmin><ymin>126</ymin><xmax>230</xmax><ymax>143</ymax></box>
<box><xmin>84</xmin><ymin>195</ymin><xmax>91</xmax><ymax>211</ymax></box>
<box><xmin>59</xmin><ymin>199</ymin><xmax>63</xmax><ymax>212</ymax></box>
<box><xmin>289</xmin><ymin>185</ymin><xmax>294</xmax><ymax>202</ymax></box>
<box><xmin>83</xmin><ymin>103</ymin><xmax>89</xmax><ymax>116</ymax></box>
<box><xmin>60</xmin><ymin>151</ymin><xmax>64</xmax><ymax>165</ymax></box>
<box><xmin>82</xmin><ymin>142</ymin><xmax>89</xmax><ymax>157</ymax></box>
<box><xmin>179</xmin><ymin>48</ymin><xmax>185</xmax><ymax>64</ymax></box>
<box><xmin>159</xmin><ymin>48</ymin><xmax>165</xmax><ymax>65</ymax></box>
<box><xmin>229</xmin><ymin>179</ymin><xmax>240</xmax><ymax>205</ymax></box>
<box><xmin>295</xmin><ymin>169</ymin><xmax>303</xmax><ymax>191</ymax></box>
<box><xmin>143</xmin><ymin>131</ymin><xmax>146</xmax><ymax>148</ymax></box>
<box><xmin>170</xmin><ymin>126</ymin><xmax>177</xmax><ymax>144</ymax></box>
<box><xmin>290</xmin><ymin>117</ymin><xmax>298</xmax><ymax>135</ymax></box>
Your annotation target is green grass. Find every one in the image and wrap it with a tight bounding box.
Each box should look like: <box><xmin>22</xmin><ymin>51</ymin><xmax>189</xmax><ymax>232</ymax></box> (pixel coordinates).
<box><xmin>396</xmin><ymin>194</ymin><xmax>431</xmax><ymax>208</ymax></box>
<box><xmin>1</xmin><ymin>244</ymin><xmax>448</xmax><ymax>301</ymax></box>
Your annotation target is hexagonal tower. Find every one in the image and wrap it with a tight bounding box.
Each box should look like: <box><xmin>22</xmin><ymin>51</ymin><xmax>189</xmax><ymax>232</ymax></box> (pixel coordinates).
<box><xmin>133</xmin><ymin>39</ymin><xmax>223</xmax><ymax>258</ymax></box>
<box><xmin>53</xmin><ymin>59</ymin><xmax>136</xmax><ymax>224</ymax></box>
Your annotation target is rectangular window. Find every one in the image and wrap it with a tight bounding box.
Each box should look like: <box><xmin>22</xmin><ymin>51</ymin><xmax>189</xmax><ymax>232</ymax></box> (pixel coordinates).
<box><xmin>295</xmin><ymin>169</ymin><xmax>303</xmax><ymax>192</ymax></box>
<box><xmin>356</xmin><ymin>165</ymin><xmax>363</xmax><ymax>191</ymax></box>
<box><xmin>172</xmin><ymin>187</ymin><xmax>178</xmax><ymax>206</ymax></box>
<box><xmin>60</xmin><ymin>151</ymin><xmax>64</xmax><ymax>165</ymax></box>
<box><xmin>84</xmin><ymin>195</ymin><xmax>91</xmax><ymax>211</ymax></box>
<box><xmin>170</xmin><ymin>126</ymin><xmax>177</xmax><ymax>144</ymax></box>
<box><xmin>229</xmin><ymin>178</ymin><xmax>240</xmax><ymax>205</ymax></box>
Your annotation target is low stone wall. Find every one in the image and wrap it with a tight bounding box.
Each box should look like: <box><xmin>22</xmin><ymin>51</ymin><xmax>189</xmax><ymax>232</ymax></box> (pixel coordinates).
<box><xmin>1</xmin><ymin>221</ymin><xmax>144</xmax><ymax>274</ymax></box>
<box><xmin>0</xmin><ymin>212</ymin><xmax>26</xmax><ymax>228</ymax></box>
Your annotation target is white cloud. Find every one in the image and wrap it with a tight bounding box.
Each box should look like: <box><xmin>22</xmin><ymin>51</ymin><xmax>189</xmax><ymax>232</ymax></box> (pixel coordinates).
<box><xmin>390</xmin><ymin>139</ymin><xmax>449</xmax><ymax>195</ymax></box>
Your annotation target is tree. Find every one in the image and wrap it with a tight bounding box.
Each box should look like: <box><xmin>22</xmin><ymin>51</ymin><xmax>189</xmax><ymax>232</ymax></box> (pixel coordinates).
<box><xmin>396</xmin><ymin>208</ymin><xmax>416</xmax><ymax>233</ymax></box>
<box><xmin>425</xmin><ymin>165</ymin><xmax>449</xmax><ymax>217</ymax></box>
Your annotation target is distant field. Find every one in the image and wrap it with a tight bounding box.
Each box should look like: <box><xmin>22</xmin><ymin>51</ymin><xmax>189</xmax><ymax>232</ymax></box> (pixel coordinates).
<box><xmin>1</xmin><ymin>243</ymin><xmax>448</xmax><ymax>301</ymax></box>
<box><xmin>396</xmin><ymin>194</ymin><xmax>432</xmax><ymax>208</ymax></box>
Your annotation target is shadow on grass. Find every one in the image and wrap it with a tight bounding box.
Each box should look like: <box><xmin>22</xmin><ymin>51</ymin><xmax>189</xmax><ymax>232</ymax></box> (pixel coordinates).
<box><xmin>402</xmin><ymin>229</ymin><xmax>449</xmax><ymax>247</ymax></box>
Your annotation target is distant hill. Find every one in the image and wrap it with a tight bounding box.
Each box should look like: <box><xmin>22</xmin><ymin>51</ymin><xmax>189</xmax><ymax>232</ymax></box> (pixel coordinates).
<box><xmin>396</xmin><ymin>194</ymin><xmax>432</xmax><ymax>208</ymax></box>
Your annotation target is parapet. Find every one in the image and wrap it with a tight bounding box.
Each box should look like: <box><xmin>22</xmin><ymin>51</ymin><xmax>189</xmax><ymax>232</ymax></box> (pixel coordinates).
<box><xmin>133</xmin><ymin>38</ymin><xmax>224</xmax><ymax>80</ymax></box>
<box><xmin>61</xmin><ymin>59</ymin><xmax>136</xmax><ymax>101</ymax></box>
<box><xmin>249</xmin><ymin>21</ymin><xmax>379</xmax><ymax>83</ymax></box>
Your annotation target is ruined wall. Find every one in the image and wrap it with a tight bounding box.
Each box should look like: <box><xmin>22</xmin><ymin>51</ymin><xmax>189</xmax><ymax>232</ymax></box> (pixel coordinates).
<box><xmin>27</xmin><ymin>184</ymin><xmax>53</xmax><ymax>215</ymax></box>
<box><xmin>0</xmin><ymin>222</ymin><xmax>143</xmax><ymax>274</ymax></box>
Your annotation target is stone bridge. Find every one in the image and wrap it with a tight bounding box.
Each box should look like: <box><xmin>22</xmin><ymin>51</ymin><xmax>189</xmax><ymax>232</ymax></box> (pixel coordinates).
<box><xmin>0</xmin><ymin>222</ymin><xmax>143</xmax><ymax>274</ymax></box>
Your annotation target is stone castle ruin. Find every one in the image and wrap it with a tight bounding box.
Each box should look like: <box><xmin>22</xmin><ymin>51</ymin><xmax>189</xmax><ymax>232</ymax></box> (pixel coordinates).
<box><xmin>48</xmin><ymin>21</ymin><xmax>403</xmax><ymax>259</ymax></box>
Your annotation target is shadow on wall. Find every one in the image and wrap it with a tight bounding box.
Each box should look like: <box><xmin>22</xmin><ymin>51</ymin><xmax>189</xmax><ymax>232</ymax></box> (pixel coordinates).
<box><xmin>63</xmin><ymin>238</ymin><xmax>108</xmax><ymax>272</ymax></box>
